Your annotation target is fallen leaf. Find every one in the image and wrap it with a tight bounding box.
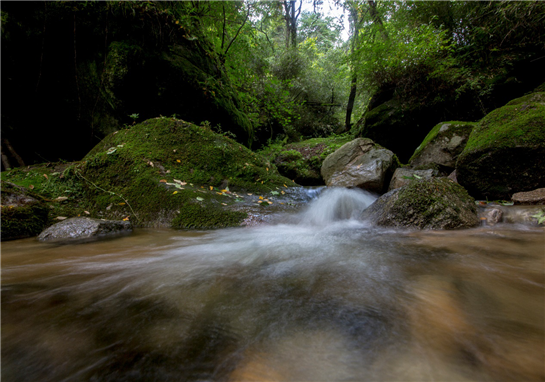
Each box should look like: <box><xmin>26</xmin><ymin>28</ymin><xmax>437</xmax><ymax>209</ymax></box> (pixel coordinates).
<box><xmin>119</xmin><ymin>202</ymin><xmax>126</xmax><ymax>205</ymax></box>
<box><xmin>267</xmin><ymin>201</ymin><xmax>273</xmax><ymax>205</ymax></box>
<box><xmin>221</xmin><ymin>203</ymin><xmax>227</xmax><ymax>206</ymax></box>
<box><xmin>176</xmin><ymin>159</ymin><xmax>181</xmax><ymax>163</ymax></box>
<box><xmin>55</xmin><ymin>196</ymin><xmax>68</xmax><ymax>202</ymax></box>
<box><xmin>160</xmin><ymin>179</ymin><xmax>167</xmax><ymax>183</ymax></box>
<box><xmin>123</xmin><ymin>216</ymin><xmax>130</xmax><ymax>221</ymax></box>
<box><xmin>210</xmin><ymin>186</ymin><xmax>214</xmax><ymax>191</ymax></box>
<box><xmin>173</xmin><ymin>191</ymin><xmax>178</xmax><ymax>194</ymax></box>
<box><xmin>29</xmin><ymin>184</ymin><xmax>34</xmax><ymax>189</ymax></box>
<box><xmin>56</xmin><ymin>216</ymin><xmax>67</xmax><ymax>220</ymax></box>
<box><xmin>106</xmin><ymin>204</ymin><xmax>112</xmax><ymax>210</ymax></box>
<box><xmin>84</xmin><ymin>211</ymin><xmax>90</xmax><ymax>215</ymax></box>
<box><xmin>266</xmin><ymin>167</ymin><xmax>269</xmax><ymax>171</ymax></box>
<box><xmin>270</xmin><ymin>191</ymin><xmax>279</xmax><ymax>195</ymax></box>
<box><xmin>247</xmin><ymin>193</ymin><xmax>253</xmax><ymax>196</ymax></box>
<box><xmin>43</xmin><ymin>174</ymin><xmax>49</xmax><ymax>180</ymax></box>
<box><xmin>149</xmin><ymin>161</ymin><xmax>154</xmax><ymax>167</ymax></box>
<box><xmin>281</xmin><ymin>191</ymin><xmax>285</xmax><ymax>195</ymax></box>
<box><xmin>196</xmin><ymin>197</ymin><xmax>204</xmax><ymax>201</ymax></box>
<box><xmin>283</xmin><ymin>184</ymin><xmax>287</xmax><ymax>188</ymax></box>
<box><xmin>259</xmin><ymin>196</ymin><xmax>264</xmax><ymax>200</ymax></box>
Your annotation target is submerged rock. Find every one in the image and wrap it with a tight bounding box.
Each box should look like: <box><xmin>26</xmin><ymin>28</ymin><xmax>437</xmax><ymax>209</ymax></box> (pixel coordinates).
<box><xmin>321</xmin><ymin>138</ymin><xmax>398</xmax><ymax>193</ymax></box>
<box><xmin>1</xmin><ymin>181</ymin><xmax>50</xmax><ymax>241</ymax></box>
<box><xmin>361</xmin><ymin>177</ymin><xmax>479</xmax><ymax>229</ymax></box>
<box><xmin>38</xmin><ymin>217</ymin><xmax>132</xmax><ymax>242</ymax></box>
<box><xmin>456</xmin><ymin>92</ymin><xmax>545</xmax><ymax>199</ymax></box>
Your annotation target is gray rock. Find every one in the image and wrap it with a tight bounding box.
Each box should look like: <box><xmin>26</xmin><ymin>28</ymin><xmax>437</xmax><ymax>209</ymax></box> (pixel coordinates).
<box><xmin>361</xmin><ymin>177</ymin><xmax>479</xmax><ymax>229</ymax></box>
<box><xmin>38</xmin><ymin>217</ymin><xmax>132</xmax><ymax>242</ymax></box>
<box><xmin>511</xmin><ymin>188</ymin><xmax>545</xmax><ymax>205</ymax></box>
<box><xmin>321</xmin><ymin>138</ymin><xmax>398</xmax><ymax>193</ymax></box>
<box><xmin>409</xmin><ymin>122</ymin><xmax>475</xmax><ymax>170</ymax></box>
<box><xmin>388</xmin><ymin>168</ymin><xmax>439</xmax><ymax>191</ymax></box>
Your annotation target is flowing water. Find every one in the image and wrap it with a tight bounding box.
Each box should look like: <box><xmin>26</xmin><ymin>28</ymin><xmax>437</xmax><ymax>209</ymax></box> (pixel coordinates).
<box><xmin>2</xmin><ymin>188</ymin><xmax>544</xmax><ymax>382</ymax></box>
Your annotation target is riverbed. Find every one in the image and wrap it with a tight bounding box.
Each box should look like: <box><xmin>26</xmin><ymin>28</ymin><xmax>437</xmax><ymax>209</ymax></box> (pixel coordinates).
<box><xmin>2</xmin><ymin>188</ymin><xmax>544</xmax><ymax>381</ymax></box>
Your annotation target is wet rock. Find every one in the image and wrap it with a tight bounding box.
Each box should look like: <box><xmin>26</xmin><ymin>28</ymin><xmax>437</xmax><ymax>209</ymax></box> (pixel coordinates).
<box><xmin>409</xmin><ymin>121</ymin><xmax>475</xmax><ymax>171</ymax></box>
<box><xmin>361</xmin><ymin>177</ymin><xmax>479</xmax><ymax>229</ymax></box>
<box><xmin>321</xmin><ymin>138</ymin><xmax>399</xmax><ymax>193</ymax></box>
<box><xmin>38</xmin><ymin>217</ymin><xmax>132</xmax><ymax>242</ymax></box>
<box><xmin>456</xmin><ymin>92</ymin><xmax>545</xmax><ymax>199</ymax></box>
<box><xmin>388</xmin><ymin>168</ymin><xmax>439</xmax><ymax>191</ymax></box>
<box><xmin>479</xmin><ymin>207</ymin><xmax>503</xmax><ymax>225</ymax></box>
<box><xmin>511</xmin><ymin>188</ymin><xmax>545</xmax><ymax>205</ymax></box>
<box><xmin>1</xmin><ymin>181</ymin><xmax>49</xmax><ymax>241</ymax></box>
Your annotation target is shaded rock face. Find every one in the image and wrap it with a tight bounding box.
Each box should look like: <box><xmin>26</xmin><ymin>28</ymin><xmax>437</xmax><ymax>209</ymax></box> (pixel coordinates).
<box><xmin>361</xmin><ymin>178</ymin><xmax>479</xmax><ymax>230</ymax></box>
<box><xmin>511</xmin><ymin>188</ymin><xmax>545</xmax><ymax>205</ymax></box>
<box><xmin>388</xmin><ymin>168</ymin><xmax>439</xmax><ymax>191</ymax></box>
<box><xmin>321</xmin><ymin>138</ymin><xmax>398</xmax><ymax>193</ymax></box>
<box><xmin>38</xmin><ymin>217</ymin><xmax>132</xmax><ymax>242</ymax></box>
<box><xmin>1</xmin><ymin>181</ymin><xmax>49</xmax><ymax>241</ymax></box>
<box><xmin>456</xmin><ymin>92</ymin><xmax>545</xmax><ymax>200</ymax></box>
<box><xmin>409</xmin><ymin>122</ymin><xmax>475</xmax><ymax>171</ymax></box>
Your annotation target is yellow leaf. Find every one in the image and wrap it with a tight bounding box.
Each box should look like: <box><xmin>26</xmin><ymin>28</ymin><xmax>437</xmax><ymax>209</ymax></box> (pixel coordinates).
<box><xmin>176</xmin><ymin>159</ymin><xmax>181</xmax><ymax>163</ymax></box>
<box><xmin>266</xmin><ymin>167</ymin><xmax>269</xmax><ymax>171</ymax></box>
<box><xmin>173</xmin><ymin>191</ymin><xmax>178</xmax><ymax>194</ymax></box>
<box><xmin>259</xmin><ymin>196</ymin><xmax>263</xmax><ymax>200</ymax></box>
<box><xmin>210</xmin><ymin>186</ymin><xmax>213</xmax><ymax>191</ymax></box>
<box><xmin>283</xmin><ymin>184</ymin><xmax>287</xmax><ymax>188</ymax></box>
<box><xmin>119</xmin><ymin>202</ymin><xmax>126</xmax><ymax>205</ymax></box>
<box><xmin>123</xmin><ymin>216</ymin><xmax>130</xmax><ymax>221</ymax></box>
<box><xmin>281</xmin><ymin>191</ymin><xmax>285</xmax><ymax>195</ymax></box>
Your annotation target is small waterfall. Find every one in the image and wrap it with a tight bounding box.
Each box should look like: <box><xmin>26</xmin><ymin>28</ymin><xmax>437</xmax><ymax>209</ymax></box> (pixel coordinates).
<box><xmin>297</xmin><ymin>187</ymin><xmax>377</xmax><ymax>226</ymax></box>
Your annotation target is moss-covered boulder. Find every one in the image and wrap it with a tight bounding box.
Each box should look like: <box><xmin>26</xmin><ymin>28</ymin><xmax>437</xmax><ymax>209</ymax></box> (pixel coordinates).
<box><xmin>74</xmin><ymin>117</ymin><xmax>295</xmax><ymax>228</ymax></box>
<box><xmin>0</xmin><ymin>181</ymin><xmax>50</xmax><ymax>240</ymax></box>
<box><xmin>456</xmin><ymin>92</ymin><xmax>545</xmax><ymax>200</ymax></box>
<box><xmin>409</xmin><ymin>121</ymin><xmax>476</xmax><ymax>172</ymax></box>
<box><xmin>361</xmin><ymin>177</ymin><xmax>479</xmax><ymax>229</ymax></box>
<box><xmin>262</xmin><ymin>136</ymin><xmax>352</xmax><ymax>185</ymax></box>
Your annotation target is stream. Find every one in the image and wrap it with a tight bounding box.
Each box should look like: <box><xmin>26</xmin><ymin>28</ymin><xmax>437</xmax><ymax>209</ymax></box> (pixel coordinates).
<box><xmin>2</xmin><ymin>188</ymin><xmax>544</xmax><ymax>382</ymax></box>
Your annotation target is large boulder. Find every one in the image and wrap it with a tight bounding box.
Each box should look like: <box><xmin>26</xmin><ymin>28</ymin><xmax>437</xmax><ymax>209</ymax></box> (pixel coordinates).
<box><xmin>38</xmin><ymin>217</ymin><xmax>132</xmax><ymax>242</ymax></box>
<box><xmin>1</xmin><ymin>181</ymin><xmax>49</xmax><ymax>241</ymax></box>
<box><xmin>361</xmin><ymin>177</ymin><xmax>479</xmax><ymax>229</ymax></box>
<box><xmin>409</xmin><ymin>121</ymin><xmax>475</xmax><ymax>171</ymax></box>
<box><xmin>456</xmin><ymin>92</ymin><xmax>545</xmax><ymax>199</ymax></box>
<box><xmin>321</xmin><ymin>138</ymin><xmax>399</xmax><ymax>193</ymax></box>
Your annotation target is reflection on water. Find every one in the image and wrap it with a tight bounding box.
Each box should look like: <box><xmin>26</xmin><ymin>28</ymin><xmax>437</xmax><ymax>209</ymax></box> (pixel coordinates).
<box><xmin>2</xmin><ymin>188</ymin><xmax>544</xmax><ymax>382</ymax></box>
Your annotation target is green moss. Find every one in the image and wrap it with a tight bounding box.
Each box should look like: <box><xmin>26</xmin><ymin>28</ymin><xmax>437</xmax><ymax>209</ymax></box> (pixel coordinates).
<box><xmin>259</xmin><ymin>135</ymin><xmax>352</xmax><ymax>185</ymax></box>
<box><xmin>462</xmin><ymin>92</ymin><xmax>545</xmax><ymax>154</ymax></box>
<box><xmin>172</xmin><ymin>204</ymin><xmax>246</xmax><ymax>229</ymax></box>
<box><xmin>1</xmin><ymin>203</ymin><xmax>49</xmax><ymax>240</ymax></box>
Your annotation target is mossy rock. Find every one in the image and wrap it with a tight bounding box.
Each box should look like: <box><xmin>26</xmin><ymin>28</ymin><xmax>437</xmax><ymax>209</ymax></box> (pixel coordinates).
<box><xmin>262</xmin><ymin>136</ymin><xmax>352</xmax><ymax>186</ymax></box>
<box><xmin>361</xmin><ymin>177</ymin><xmax>479</xmax><ymax>229</ymax></box>
<box><xmin>75</xmin><ymin>117</ymin><xmax>295</xmax><ymax>228</ymax></box>
<box><xmin>0</xmin><ymin>181</ymin><xmax>50</xmax><ymax>240</ymax></box>
<box><xmin>409</xmin><ymin>121</ymin><xmax>476</xmax><ymax>171</ymax></box>
<box><xmin>456</xmin><ymin>92</ymin><xmax>545</xmax><ymax>199</ymax></box>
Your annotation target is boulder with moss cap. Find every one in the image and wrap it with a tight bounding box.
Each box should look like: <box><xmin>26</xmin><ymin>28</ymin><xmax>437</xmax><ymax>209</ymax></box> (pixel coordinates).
<box><xmin>361</xmin><ymin>177</ymin><xmax>479</xmax><ymax>229</ymax></box>
<box><xmin>456</xmin><ymin>92</ymin><xmax>545</xmax><ymax>200</ymax></box>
